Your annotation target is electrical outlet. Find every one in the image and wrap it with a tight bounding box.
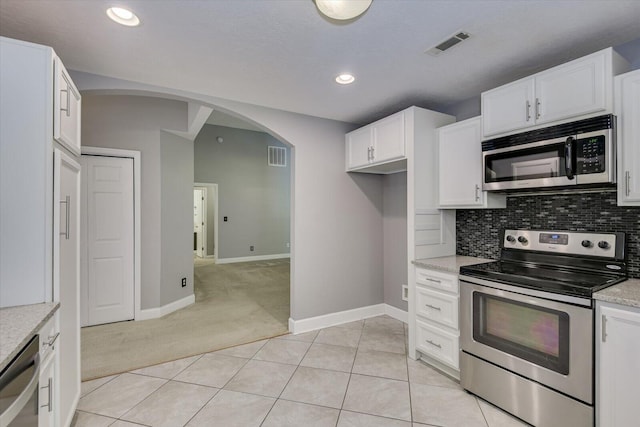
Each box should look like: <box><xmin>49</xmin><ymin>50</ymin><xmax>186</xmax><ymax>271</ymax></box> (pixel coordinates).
<box><xmin>181</xmin><ymin>277</ymin><xmax>187</xmax><ymax>287</ymax></box>
<box><xmin>402</xmin><ymin>284</ymin><xmax>408</xmax><ymax>302</ymax></box>
<box><xmin>250</xmin><ymin>245</ymin><xmax>254</xmax><ymax>251</ymax></box>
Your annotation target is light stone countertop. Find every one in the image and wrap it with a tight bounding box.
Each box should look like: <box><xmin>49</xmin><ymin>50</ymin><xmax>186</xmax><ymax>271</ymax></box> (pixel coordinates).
<box><xmin>594</xmin><ymin>278</ymin><xmax>640</xmax><ymax>309</ymax></box>
<box><xmin>412</xmin><ymin>255</ymin><xmax>494</xmax><ymax>274</ymax></box>
<box><xmin>0</xmin><ymin>302</ymin><xmax>59</xmax><ymax>372</ymax></box>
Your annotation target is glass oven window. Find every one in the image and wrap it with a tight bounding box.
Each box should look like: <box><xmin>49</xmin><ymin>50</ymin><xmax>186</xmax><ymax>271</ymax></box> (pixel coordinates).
<box><xmin>473</xmin><ymin>292</ymin><xmax>569</xmax><ymax>374</ymax></box>
<box><xmin>485</xmin><ymin>143</ymin><xmax>567</xmax><ymax>183</ymax></box>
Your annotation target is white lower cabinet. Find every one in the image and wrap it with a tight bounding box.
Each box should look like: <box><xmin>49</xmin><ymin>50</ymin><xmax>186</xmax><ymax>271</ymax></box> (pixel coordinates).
<box><xmin>596</xmin><ymin>301</ymin><xmax>640</xmax><ymax>427</ymax></box>
<box><xmin>39</xmin><ymin>312</ymin><xmax>59</xmax><ymax>427</ymax></box>
<box><xmin>412</xmin><ymin>267</ymin><xmax>461</xmax><ymax>378</ymax></box>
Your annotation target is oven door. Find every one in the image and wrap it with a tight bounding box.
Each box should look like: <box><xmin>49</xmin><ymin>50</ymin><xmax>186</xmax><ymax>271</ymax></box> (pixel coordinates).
<box><xmin>460</xmin><ymin>279</ymin><xmax>593</xmax><ymax>404</ymax></box>
<box><xmin>0</xmin><ymin>336</ymin><xmax>40</xmax><ymax>427</ymax></box>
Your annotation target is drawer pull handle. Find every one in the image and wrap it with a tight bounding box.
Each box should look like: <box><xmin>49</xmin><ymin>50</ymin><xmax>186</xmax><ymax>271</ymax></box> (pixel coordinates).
<box><xmin>426</xmin><ymin>339</ymin><xmax>442</xmax><ymax>349</ymax></box>
<box><xmin>425</xmin><ymin>304</ymin><xmax>441</xmax><ymax>311</ymax></box>
<box><xmin>425</xmin><ymin>278</ymin><xmax>441</xmax><ymax>284</ymax></box>
<box><xmin>43</xmin><ymin>332</ymin><xmax>60</xmax><ymax>348</ymax></box>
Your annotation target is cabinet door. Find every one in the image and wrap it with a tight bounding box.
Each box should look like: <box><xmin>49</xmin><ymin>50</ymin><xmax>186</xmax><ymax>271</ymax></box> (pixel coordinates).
<box><xmin>597</xmin><ymin>303</ymin><xmax>640</xmax><ymax>427</ymax></box>
<box><xmin>346</xmin><ymin>126</ymin><xmax>372</xmax><ymax>170</ymax></box>
<box><xmin>53</xmin><ymin>149</ymin><xmax>81</xmax><ymax>427</ymax></box>
<box><xmin>616</xmin><ymin>70</ymin><xmax>640</xmax><ymax>205</ymax></box>
<box><xmin>482</xmin><ymin>78</ymin><xmax>535</xmax><ymax>137</ymax></box>
<box><xmin>372</xmin><ymin>112</ymin><xmax>405</xmax><ymax>162</ymax></box>
<box><xmin>536</xmin><ymin>51</ymin><xmax>606</xmax><ymax>125</ymax></box>
<box><xmin>438</xmin><ymin>118</ymin><xmax>484</xmax><ymax>206</ymax></box>
<box><xmin>54</xmin><ymin>57</ymin><xmax>81</xmax><ymax>156</ymax></box>
<box><xmin>38</xmin><ymin>354</ymin><xmax>57</xmax><ymax>427</ymax></box>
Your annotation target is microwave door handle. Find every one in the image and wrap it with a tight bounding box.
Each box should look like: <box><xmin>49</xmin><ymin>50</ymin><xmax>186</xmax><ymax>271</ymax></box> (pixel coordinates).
<box><xmin>565</xmin><ymin>137</ymin><xmax>575</xmax><ymax>180</ymax></box>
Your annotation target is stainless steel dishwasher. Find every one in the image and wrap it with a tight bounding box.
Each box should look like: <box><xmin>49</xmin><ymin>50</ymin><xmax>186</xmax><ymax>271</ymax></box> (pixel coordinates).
<box><xmin>0</xmin><ymin>335</ymin><xmax>40</xmax><ymax>426</ymax></box>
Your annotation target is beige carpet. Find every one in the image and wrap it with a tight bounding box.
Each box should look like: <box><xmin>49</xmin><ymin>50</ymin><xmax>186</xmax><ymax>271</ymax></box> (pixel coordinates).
<box><xmin>81</xmin><ymin>258</ymin><xmax>290</xmax><ymax>380</ymax></box>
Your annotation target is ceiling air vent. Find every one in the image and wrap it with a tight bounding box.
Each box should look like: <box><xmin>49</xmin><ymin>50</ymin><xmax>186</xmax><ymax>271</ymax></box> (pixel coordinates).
<box><xmin>425</xmin><ymin>31</ymin><xmax>470</xmax><ymax>56</ymax></box>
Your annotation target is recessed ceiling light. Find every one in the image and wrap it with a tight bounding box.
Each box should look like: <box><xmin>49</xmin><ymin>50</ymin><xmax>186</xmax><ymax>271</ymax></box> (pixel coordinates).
<box><xmin>335</xmin><ymin>73</ymin><xmax>355</xmax><ymax>85</ymax></box>
<box><xmin>106</xmin><ymin>7</ymin><xmax>140</xmax><ymax>26</ymax></box>
<box><xmin>315</xmin><ymin>0</ymin><xmax>372</xmax><ymax>21</ymax></box>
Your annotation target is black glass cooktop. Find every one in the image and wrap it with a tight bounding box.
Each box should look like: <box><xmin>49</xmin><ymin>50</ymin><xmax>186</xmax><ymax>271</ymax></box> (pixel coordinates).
<box><xmin>459</xmin><ymin>261</ymin><xmax>626</xmax><ymax>298</ymax></box>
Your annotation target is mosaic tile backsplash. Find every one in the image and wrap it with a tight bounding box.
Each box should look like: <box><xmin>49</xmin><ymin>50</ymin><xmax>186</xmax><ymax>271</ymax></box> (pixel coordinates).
<box><xmin>456</xmin><ymin>191</ymin><xmax>640</xmax><ymax>278</ymax></box>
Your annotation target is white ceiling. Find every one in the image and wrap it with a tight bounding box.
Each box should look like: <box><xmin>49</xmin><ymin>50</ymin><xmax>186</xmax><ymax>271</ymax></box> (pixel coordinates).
<box><xmin>1</xmin><ymin>0</ymin><xmax>640</xmax><ymax>125</ymax></box>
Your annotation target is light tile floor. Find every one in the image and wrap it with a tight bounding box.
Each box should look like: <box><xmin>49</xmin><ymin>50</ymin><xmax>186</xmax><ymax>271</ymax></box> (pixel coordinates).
<box><xmin>73</xmin><ymin>316</ymin><xmax>529</xmax><ymax>427</ymax></box>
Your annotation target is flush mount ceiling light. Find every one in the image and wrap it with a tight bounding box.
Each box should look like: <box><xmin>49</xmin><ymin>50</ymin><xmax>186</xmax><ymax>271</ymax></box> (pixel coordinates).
<box><xmin>335</xmin><ymin>73</ymin><xmax>355</xmax><ymax>85</ymax></box>
<box><xmin>106</xmin><ymin>7</ymin><xmax>140</xmax><ymax>26</ymax></box>
<box><xmin>315</xmin><ymin>0</ymin><xmax>372</xmax><ymax>21</ymax></box>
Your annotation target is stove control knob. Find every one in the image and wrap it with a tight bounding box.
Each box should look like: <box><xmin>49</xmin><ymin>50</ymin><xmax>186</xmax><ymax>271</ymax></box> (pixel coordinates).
<box><xmin>598</xmin><ymin>241</ymin><xmax>611</xmax><ymax>250</ymax></box>
<box><xmin>506</xmin><ymin>235</ymin><xmax>516</xmax><ymax>243</ymax></box>
<box><xmin>517</xmin><ymin>236</ymin><xmax>528</xmax><ymax>244</ymax></box>
<box><xmin>581</xmin><ymin>240</ymin><xmax>592</xmax><ymax>248</ymax></box>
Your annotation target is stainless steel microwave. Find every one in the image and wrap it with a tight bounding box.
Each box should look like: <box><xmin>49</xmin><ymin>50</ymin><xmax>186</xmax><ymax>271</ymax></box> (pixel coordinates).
<box><xmin>482</xmin><ymin>114</ymin><xmax>616</xmax><ymax>192</ymax></box>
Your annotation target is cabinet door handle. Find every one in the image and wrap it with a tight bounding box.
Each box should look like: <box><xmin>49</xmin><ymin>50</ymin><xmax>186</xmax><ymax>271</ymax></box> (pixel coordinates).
<box><xmin>601</xmin><ymin>314</ymin><xmax>607</xmax><ymax>343</ymax></box>
<box><xmin>60</xmin><ymin>88</ymin><xmax>71</xmax><ymax>117</ymax></box>
<box><xmin>526</xmin><ymin>100</ymin><xmax>531</xmax><ymax>121</ymax></box>
<box><xmin>626</xmin><ymin>171</ymin><xmax>631</xmax><ymax>197</ymax></box>
<box><xmin>425</xmin><ymin>304</ymin><xmax>441</xmax><ymax>311</ymax></box>
<box><xmin>41</xmin><ymin>377</ymin><xmax>53</xmax><ymax>412</ymax></box>
<box><xmin>475</xmin><ymin>184</ymin><xmax>480</xmax><ymax>202</ymax></box>
<box><xmin>426</xmin><ymin>339</ymin><xmax>442</xmax><ymax>349</ymax></box>
<box><xmin>425</xmin><ymin>277</ymin><xmax>441</xmax><ymax>284</ymax></box>
<box><xmin>535</xmin><ymin>98</ymin><xmax>541</xmax><ymax>119</ymax></box>
<box><xmin>60</xmin><ymin>196</ymin><xmax>70</xmax><ymax>240</ymax></box>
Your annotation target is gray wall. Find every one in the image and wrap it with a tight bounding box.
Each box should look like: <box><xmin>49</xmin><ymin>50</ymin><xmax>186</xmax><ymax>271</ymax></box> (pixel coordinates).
<box><xmin>160</xmin><ymin>130</ymin><xmax>195</xmax><ymax>305</ymax></box>
<box><xmin>194</xmin><ymin>124</ymin><xmax>291</xmax><ymax>260</ymax></box>
<box><xmin>383</xmin><ymin>172</ymin><xmax>408</xmax><ymax>311</ymax></box>
<box><xmin>82</xmin><ymin>95</ymin><xmax>190</xmax><ymax>310</ymax></box>
<box><xmin>75</xmin><ymin>71</ymin><xmax>385</xmax><ymax>320</ymax></box>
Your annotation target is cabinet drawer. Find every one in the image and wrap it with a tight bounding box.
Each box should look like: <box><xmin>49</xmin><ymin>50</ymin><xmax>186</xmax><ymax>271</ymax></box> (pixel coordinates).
<box><xmin>416</xmin><ymin>286</ymin><xmax>459</xmax><ymax>330</ymax></box>
<box><xmin>39</xmin><ymin>312</ymin><xmax>59</xmax><ymax>360</ymax></box>
<box><xmin>416</xmin><ymin>319</ymin><xmax>459</xmax><ymax>369</ymax></box>
<box><xmin>415</xmin><ymin>268</ymin><xmax>458</xmax><ymax>294</ymax></box>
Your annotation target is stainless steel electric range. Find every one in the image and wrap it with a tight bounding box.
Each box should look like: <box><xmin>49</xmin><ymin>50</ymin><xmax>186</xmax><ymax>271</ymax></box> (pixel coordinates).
<box><xmin>458</xmin><ymin>229</ymin><xmax>627</xmax><ymax>427</ymax></box>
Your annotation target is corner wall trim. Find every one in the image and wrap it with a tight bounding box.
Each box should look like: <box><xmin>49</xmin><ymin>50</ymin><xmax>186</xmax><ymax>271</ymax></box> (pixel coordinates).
<box><xmin>288</xmin><ymin>303</ymin><xmax>407</xmax><ymax>334</ymax></box>
<box><xmin>137</xmin><ymin>294</ymin><xmax>195</xmax><ymax>321</ymax></box>
<box><xmin>216</xmin><ymin>253</ymin><xmax>290</xmax><ymax>264</ymax></box>
<box><xmin>384</xmin><ymin>304</ymin><xmax>409</xmax><ymax>323</ymax></box>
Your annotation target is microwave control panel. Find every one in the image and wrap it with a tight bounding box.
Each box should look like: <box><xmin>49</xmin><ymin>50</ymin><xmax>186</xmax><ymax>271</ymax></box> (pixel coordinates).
<box><xmin>576</xmin><ymin>135</ymin><xmax>605</xmax><ymax>174</ymax></box>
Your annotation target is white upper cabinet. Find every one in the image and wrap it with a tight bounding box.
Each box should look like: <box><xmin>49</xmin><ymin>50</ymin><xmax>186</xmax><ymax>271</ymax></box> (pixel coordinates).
<box><xmin>482</xmin><ymin>48</ymin><xmax>628</xmax><ymax>138</ymax></box>
<box><xmin>482</xmin><ymin>79</ymin><xmax>535</xmax><ymax>137</ymax></box>
<box><xmin>437</xmin><ymin>117</ymin><xmax>505</xmax><ymax>209</ymax></box>
<box><xmin>346</xmin><ymin>110</ymin><xmax>406</xmax><ymax>173</ymax></box>
<box><xmin>615</xmin><ymin>69</ymin><xmax>640</xmax><ymax>206</ymax></box>
<box><xmin>54</xmin><ymin>57</ymin><xmax>82</xmax><ymax>156</ymax></box>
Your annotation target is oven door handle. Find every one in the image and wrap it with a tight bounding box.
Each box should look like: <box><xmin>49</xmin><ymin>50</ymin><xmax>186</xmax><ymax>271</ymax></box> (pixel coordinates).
<box><xmin>0</xmin><ymin>352</ymin><xmax>40</xmax><ymax>426</ymax></box>
<box><xmin>565</xmin><ymin>136</ymin><xmax>575</xmax><ymax>180</ymax></box>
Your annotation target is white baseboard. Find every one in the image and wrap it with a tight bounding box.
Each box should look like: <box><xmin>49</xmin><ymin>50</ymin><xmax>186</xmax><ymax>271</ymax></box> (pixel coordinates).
<box><xmin>384</xmin><ymin>304</ymin><xmax>408</xmax><ymax>323</ymax></box>
<box><xmin>216</xmin><ymin>253</ymin><xmax>290</xmax><ymax>264</ymax></box>
<box><xmin>289</xmin><ymin>303</ymin><xmax>408</xmax><ymax>334</ymax></box>
<box><xmin>137</xmin><ymin>294</ymin><xmax>195</xmax><ymax>321</ymax></box>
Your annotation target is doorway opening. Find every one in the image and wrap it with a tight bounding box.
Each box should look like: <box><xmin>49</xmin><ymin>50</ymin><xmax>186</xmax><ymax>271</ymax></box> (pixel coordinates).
<box><xmin>193</xmin><ymin>183</ymin><xmax>218</xmax><ymax>259</ymax></box>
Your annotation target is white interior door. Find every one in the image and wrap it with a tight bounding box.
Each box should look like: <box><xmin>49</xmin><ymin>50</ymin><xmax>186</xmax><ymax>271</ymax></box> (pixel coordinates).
<box><xmin>194</xmin><ymin>189</ymin><xmax>203</xmax><ymax>257</ymax></box>
<box><xmin>81</xmin><ymin>155</ymin><xmax>134</xmax><ymax>326</ymax></box>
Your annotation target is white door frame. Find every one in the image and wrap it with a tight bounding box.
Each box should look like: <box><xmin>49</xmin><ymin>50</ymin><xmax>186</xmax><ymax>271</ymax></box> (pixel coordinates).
<box><xmin>193</xmin><ymin>186</ymin><xmax>207</xmax><ymax>258</ymax></box>
<box><xmin>194</xmin><ymin>182</ymin><xmax>218</xmax><ymax>259</ymax></box>
<box><xmin>81</xmin><ymin>146</ymin><xmax>142</xmax><ymax>321</ymax></box>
